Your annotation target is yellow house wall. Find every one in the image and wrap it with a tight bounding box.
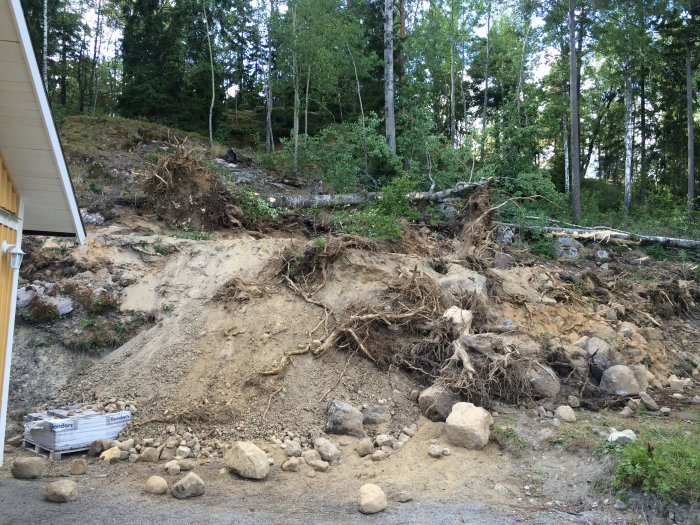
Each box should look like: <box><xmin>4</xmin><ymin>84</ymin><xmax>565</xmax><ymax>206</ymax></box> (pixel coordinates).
<box><xmin>0</xmin><ymin>152</ymin><xmax>19</xmax><ymax>216</ymax></box>
<box><xmin>0</xmin><ymin>224</ymin><xmax>16</xmax><ymax>414</ymax></box>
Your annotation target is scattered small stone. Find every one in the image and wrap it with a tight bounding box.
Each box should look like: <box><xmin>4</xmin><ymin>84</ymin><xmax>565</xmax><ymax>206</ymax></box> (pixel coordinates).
<box><xmin>178</xmin><ymin>459</ymin><xmax>196</xmax><ymax>471</ymax></box>
<box><xmin>614</xmin><ymin>499</ymin><xmax>628</xmax><ymax>511</ymax></box>
<box><xmin>176</xmin><ymin>446</ymin><xmax>192</xmax><ymax>458</ymax></box>
<box><xmin>362</xmin><ymin>405</ymin><xmax>392</xmax><ymax>425</ymax></box>
<box><xmin>418</xmin><ymin>384</ymin><xmax>460</xmax><ymax>422</ymax></box>
<box><xmin>281</xmin><ymin>458</ymin><xmax>302</xmax><ymax>472</ymax></box>
<box><xmin>302</xmin><ymin>450</ymin><xmax>321</xmax><ymax>463</ymax></box>
<box><xmin>307</xmin><ymin>459</ymin><xmax>330</xmax><ymax>472</ymax></box>
<box><xmin>555</xmin><ymin>405</ymin><xmax>576</xmax><ymax>423</ymax></box>
<box><xmin>660</xmin><ymin>407</ymin><xmax>671</xmax><ymax>416</ymax></box>
<box><xmin>494</xmin><ymin>484</ymin><xmax>509</xmax><ymax>496</ymax></box>
<box><xmin>99</xmin><ymin>446</ymin><xmax>123</xmax><ymax>463</ymax></box>
<box><xmin>117</xmin><ymin>439</ymin><xmax>134</xmax><ymax>451</ymax></box>
<box><xmin>427</xmin><ymin>444</ymin><xmax>443</xmax><ymax>458</ymax></box>
<box><xmin>402</xmin><ymin>423</ymin><xmax>417</xmax><ymax>437</ymax></box>
<box><xmin>441</xmin><ymin>448</ymin><xmax>451</xmax><ymax>456</ymax></box>
<box><xmin>11</xmin><ymin>457</ymin><xmax>46</xmax><ymax>479</ymax></box>
<box><xmin>388</xmin><ymin>490</ymin><xmax>413</xmax><ymax>503</ymax></box>
<box><xmin>492</xmin><ymin>252</ymin><xmax>515</xmax><ymax>269</ymax></box>
<box><xmin>608</xmin><ymin>429</ymin><xmax>636</xmax><ymax>444</ymax></box>
<box><xmin>639</xmin><ymin>391</ymin><xmax>659</xmax><ymax>411</ymax></box>
<box><xmin>371</xmin><ymin>450</ymin><xmax>387</xmax><ymax>462</ymax></box>
<box><xmin>620</xmin><ymin>407</ymin><xmax>634</xmax><ymax>418</ymax></box>
<box><xmin>144</xmin><ymin>476</ymin><xmax>168</xmax><ymax>495</ymax></box>
<box><xmin>668</xmin><ymin>375</ymin><xmax>691</xmax><ymax>391</ymax></box>
<box><xmin>409</xmin><ymin>389</ymin><xmax>420</xmax><ymax>402</ymax></box>
<box><xmin>445</xmin><ymin>402</ymin><xmax>493</xmax><ymax>449</ymax></box>
<box><xmin>626</xmin><ymin>399</ymin><xmax>641</xmax><ymax>411</ymax></box>
<box><xmin>284</xmin><ymin>439</ymin><xmax>302</xmax><ymax>458</ymax></box>
<box><xmin>374</xmin><ymin>434</ymin><xmax>396</xmax><ymax>448</ymax></box>
<box><xmin>356</xmin><ymin>438</ymin><xmax>374</xmax><ymax>457</ymax></box>
<box><xmin>692</xmin><ymin>395</ymin><xmax>700</xmax><ymax>404</ymax></box>
<box><xmin>224</xmin><ymin>441</ymin><xmax>270</xmax><ymax>480</ymax></box>
<box><xmin>165</xmin><ymin>460</ymin><xmax>181</xmax><ymax>476</ymax></box>
<box><xmin>44</xmin><ymin>480</ymin><xmax>78</xmax><ymax>503</ymax></box>
<box><xmin>171</xmin><ymin>472</ymin><xmax>205</xmax><ymax>499</ymax></box>
<box><xmin>314</xmin><ymin>438</ymin><xmax>341</xmax><ymax>463</ymax></box>
<box><xmin>357</xmin><ymin>483</ymin><xmax>388</xmax><ymax>514</ymax></box>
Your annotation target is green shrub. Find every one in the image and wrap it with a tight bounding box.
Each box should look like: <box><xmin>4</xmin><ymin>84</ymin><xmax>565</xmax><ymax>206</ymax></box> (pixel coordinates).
<box><xmin>19</xmin><ymin>296</ymin><xmax>60</xmax><ymax>323</ymax></box>
<box><xmin>236</xmin><ymin>189</ymin><xmax>282</xmax><ymax>226</ymax></box>
<box><xmin>175</xmin><ymin>229</ymin><xmax>210</xmax><ymax>241</ymax></box>
<box><xmin>614</xmin><ymin>431</ymin><xmax>700</xmax><ymax>504</ymax></box>
<box><xmin>332</xmin><ymin>207</ymin><xmax>403</xmax><ymax>241</ymax></box>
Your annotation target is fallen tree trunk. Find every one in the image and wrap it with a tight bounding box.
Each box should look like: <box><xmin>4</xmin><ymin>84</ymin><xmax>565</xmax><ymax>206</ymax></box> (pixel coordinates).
<box><xmin>265</xmin><ymin>178</ymin><xmax>492</xmax><ymax>208</ymax></box>
<box><xmin>496</xmin><ymin>222</ymin><xmax>700</xmax><ymax>249</ymax></box>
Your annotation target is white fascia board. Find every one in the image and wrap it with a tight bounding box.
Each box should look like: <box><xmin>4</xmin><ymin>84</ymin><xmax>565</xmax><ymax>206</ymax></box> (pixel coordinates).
<box><xmin>8</xmin><ymin>0</ymin><xmax>85</xmax><ymax>244</ymax></box>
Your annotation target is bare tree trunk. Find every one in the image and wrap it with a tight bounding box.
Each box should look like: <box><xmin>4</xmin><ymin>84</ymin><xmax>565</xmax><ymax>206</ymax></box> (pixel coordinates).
<box><xmin>88</xmin><ymin>0</ymin><xmax>103</xmax><ymax>115</ymax></box>
<box><xmin>42</xmin><ymin>0</ymin><xmax>47</xmax><ymax>89</ymax></box>
<box><xmin>515</xmin><ymin>12</ymin><xmax>531</xmax><ymax>120</ymax></box>
<box><xmin>292</xmin><ymin>5</ymin><xmax>299</xmax><ymax>173</ymax></box>
<box><xmin>480</xmin><ymin>2</ymin><xmax>491</xmax><ymax>162</ymax></box>
<box><xmin>568</xmin><ymin>0</ymin><xmax>581</xmax><ymax>220</ymax></box>
<box><xmin>623</xmin><ymin>64</ymin><xmax>633</xmax><ymax>211</ymax></box>
<box><xmin>265</xmin><ymin>0</ymin><xmax>275</xmax><ymax>152</ymax></box>
<box><xmin>348</xmin><ymin>45</ymin><xmax>368</xmax><ymax>176</ymax></box>
<box><xmin>203</xmin><ymin>1</ymin><xmax>215</xmax><ymax>147</ymax></box>
<box><xmin>639</xmin><ymin>66</ymin><xmax>647</xmax><ymax>203</ymax></box>
<box><xmin>563</xmin><ymin>111</ymin><xmax>570</xmax><ymax>194</ymax></box>
<box><xmin>304</xmin><ymin>65</ymin><xmax>310</xmax><ymax>145</ymax></box>
<box><xmin>687</xmin><ymin>40</ymin><xmax>696</xmax><ymax>213</ymax></box>
<box><xmin>383</xmin><ymin>0</ymin><xmax>396</xmax><ymax>153</ymax></box>
<box><xmin>449</xmin><ymin>1</ymin><xmax>456</xmax><ymax>146</ymax></box>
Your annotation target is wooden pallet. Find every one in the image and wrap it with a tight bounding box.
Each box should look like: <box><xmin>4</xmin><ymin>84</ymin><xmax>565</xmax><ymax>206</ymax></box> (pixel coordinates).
<box><xmin>23</xmin><ymin>439</ymin><xmax>89</xmax><ymax>461</ymax></box>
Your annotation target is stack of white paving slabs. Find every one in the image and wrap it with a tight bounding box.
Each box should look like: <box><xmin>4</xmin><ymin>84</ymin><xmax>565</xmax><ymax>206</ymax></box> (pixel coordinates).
<box><xmin>24</xmin><ymin>406</ymin><xmax>132</xmax><ymax>452</ymax></box>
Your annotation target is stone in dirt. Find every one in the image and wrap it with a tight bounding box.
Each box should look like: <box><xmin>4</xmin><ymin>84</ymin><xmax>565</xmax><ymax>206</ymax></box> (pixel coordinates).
<box><xmin>526</xmin><ymin>363</ymin><xmax>561</xmax><ymax>398</ymax></box>
<box><xmin>171</xmin><ymin>472</ymin><xmax>205</xmax><ymax>499</ymax></box>
<box><xmin>176</xmin><ymin>446</ymin><xmax>192</xmax><ymax>458</ymax></box>
<box><xmin>361</xmin><ymin>404</ymin><xmax>392</xmax><ymax>425</ymax></box>
<box><xmin>388</xmin><ymin>490</ymin><xmax>413</xmax><ymax>503</ymax></box>
<box><xmin>660</xmin><ymin>407</ymin><xmax>671</xmax><ymax>416</ymax></box>
<box><xmin>587</xmin><ymin>337</ymin><xmax>624</xmax><ymax>374</ymax></box>
<box><xmin>118</xmin><ymin>439</ymin><xmax>134</xmax><ymax>451</ymax></box>
<box><xmin>356</xmin><ymin>437</ymin><xmax>374</xmax><ymax>457</ymax></box>
<box><xmin>629</xmin><ymin>364</ymin><xmax>654</xmax><ymax>391</ymax></box>
<box><xmin>668</xmin><ymin>375</ymin><xmax>691</xmax><ymax>391</ymax></box>
<box><xmin>445</xmin><ymin>402</ymin><xmax>493</xmax><ymax>450</ymax></box>
<box><xmin>88</xmin><ymin>440</ymin><xmax>103</xmax><ymax>457</ymax></box>
<box><xmin>492</xmin><ymin>252</ymin><xmax>515</xmax><ymax>270</ymax></box>
<box><xmin>639</xmin><ymin>391</ymin><xmax>659</xmax><ymax>411</ymax></box>
<box><xmin>442</xmin><ymin>306</ymin><xmax>474</xmax><ymax>334</ymax></box>
<box><xmin>418</xmin><ymin>384</ymin><xmax>461</xmax><ymax>422</ymax></box>
<box><xmin>313</xmin><ymin>438</ymin><xmax>341</xmax><ymax>463</ymax></box>
<box><xmin>555</xmin><ymin>405</ymin><xmax>576</xmax><ymax>423</ymax></box>
<box><xmin>326</xmin><ymin>400</ymin><xmax>365</xmax><ymax>437</ymax></box>
<box><xmin>284</xmin><ymin>439</ymin><xmax>302</xmax><ymax>458</ymax></box>
<box><xmin>357</xmin><ymin>483</ymin><xmax>388</xmax><ymax>514</ymax></box>
<box><xmin>599</xmin><ymin>365</ymin><xmax>641</xmax><ymax>396</ymax></box>
<box><xmin>44</xmin><ymin>480</ymin><xmax>78</xmax><ymax>503</ymax></box>
<box><xmin>374</xmin><ymin>434</ymin><xmax>396</xmax><ymax>448</ymax></box>
<box><xmin>567</xmin><ymin>395</ymin><xmax>580</xmax><ymax>408</ymax></box>
<box><xmin>427</xmin><ymin>444</ymin><xmax>442</xmax><ymax>458</ymax></box>
<box><xmin>620</xmin><ymin>406</ymin><xmax>633</xmax><ymax>417</ymax></box>
<box><xmin>144</xmin><ymin>476</ymin><xmax>168</xmax><ymax>495</ymax></box>
<box><xmin>70</xmin><ymin>459</ymin><xmax>87</xmax><ymax>476</ymax></box>
<box><xmin>554</xmin><ymin>236</ymin><xmax>583</xmax><ymax>259</ymax></box>
<box><xmin>307</xmin><ymin>459</ymin><xmax>330</xmax><ymax>472</ymax></box>
<box><xmin>224</xmin><ymin>441</ymin><xmax>270</xmax><ymax>480</ymax></box>
<box><xmin>371</xmin><ymin>450</ymin><xmax>388</xmax><ymax>462</ymax></box>
<box><xmin>100</xmin><ymin>446</ymin><xmax>123</xmax><ymax>464</ymax></box>
<box><xmin>178</xmin><ymin>459</ymin><xmax>197</xmax><ymax>471</ymax></box>
<box><xmin>11</xmin><ymin>457</ymin><xmax>46</xmax><ymax>479</ymax></box>
<box><xmin>140</xmin><ymin>447</ymin><xmax>159</xmax><ymax>462</ymax></box>
<box><xmin>281</xmin><ymin>458</ymin><xmax>302</xmax><ymax>472</ymax></box>
<box><xmin>608</xmin><ymin>429</ymin><xmax>636</xmax><ymax>444</ymax></box>
<box><xmin>165</xmin><ymin>460</ymin><xmax>181</xmax><ymax>476</ymax></box>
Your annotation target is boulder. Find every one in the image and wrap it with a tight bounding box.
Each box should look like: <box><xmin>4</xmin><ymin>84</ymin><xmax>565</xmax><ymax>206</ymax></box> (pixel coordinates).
<box><xmin>224</xmin><ymin>441</ymin><xmax>270</xmax><ymax>480</ymax></box>
<box><xmin>418</xmin><ymin>385</ymin><xmax>461</xmax><ymax>422</ymax></box>
<box><xmin>442</xmin><ymin>306</ymin><xmax>474</xmax><ymax>334</ymax></box>
<box><xmin>326</xmin><ymin>400</ymin><xmax>365</xmax><ymax>437</ymax></box>
<box><xmin>44</xmin><ymin>480</ymin><xmax>78</xmax><ymax>503</ymax></box>
<box><xmin>140</xmin><ymin>447</ymin><xmax>160</xmax><ymax>462</ymax></box>
<box><xmin>374</xmin><ymin>434</ymin><xmax>396</xmax><ymax>448</ymax></box>
<box><xmin>639</xmin><ymin>391</ymin><xmax>659</xmax><ymax>411</ymax></box>
<box><xmin>281</xmin><ymin>458</ymin><xmax>302</xmax><ymax>472</ymax></box>
<box><xmin>555</xmin><ymin>405</ymin><xmax>576</xmax><ymax>423</ymax></box>
<box><xmin>176</xmin><ymin>446</ymin><xmax>192</xmax><ymax>459</ymax></box>
<box><xmin>69</xmin><ymin>459</ymin><xmax>87</xmax><ymax>476</ymax></box>
<box><xmin>587</xmin><ymin>337</ymin><xmax>624</xmax><ymax>377</ymax></box>
<box><xmin>554</xmin><ymin>236</ymin><xmax>583</xmax><ymax>259</ymax></box>
<box><xmin>438</xmin><ymin>265</ymin><xmax>488</xmax><ymax>305</ymax></box>
<box><xmin>599</xmin><ymin>365</ymin><xmax>641</xmax><ymax>396</ymax></box>
<box><xmin>144</xmin><ymin>476</ymin><xmax>168</xmax><ymax>495</ymax></box>
<box><xmin>11</xmin><ymin>457</ymin><xmax>46</xmax><ymax>479</ymax></box>
<box><xmin>171</xmin><ymin>472</ymin><xmax>205</xmax><ymax>499</ymax></box>
<box><xmin>492</xmin><ymin>252</ymin><xmax>515</xmax><ymax>270</ymax></box>
<box><xmin>178</xmin><ymin>459</ymin><xmax>197</xmax><ymax>471</ymax></box>
<box><xmin>118</xmin><ymin>439</ymin><xmax>134</xmax><ymax>451</ymax></box>
<box><xmin>301</xmin><ymin>450</ymin><xmax>321</xmax><ymax>463</ymax></box>
<box><xmin>99</xmin><ymin>447</ymin><xmax>124</xmax><ymax>463</ymax></box>
<box><xmin>668</xmin><ymin>375</ymin><xmax>692</xmax><ymax>391</ymax></box>
<box><xmin>361</xmin><ymin>405</ymin><xmax>392</xmax><ymax>425</ymax></box>
<box><xmin>526</xmin><ymin>363</ymin><xmax>561</xmax><ymax>398</ymax></box>
<box><xmin>629</xmin><ymin>365</ymin><xmax>654</xmax><ymax>391</ymax></box>
<box><xmin>88</xmin><ymin>440</ymin><xmax>103</xmax><ymax>457</ymax></box>
<box><xmin>445</xmin><ymin>402</ymin><xmax>493</xmax><ymax>450</ymax></box>
<box><xmin>608</xmin><ymin>429</ymin><xmax>636</xmax><ymax>445</ymax></box>
<box><xmin>164</xmin><ymin>460</ymin><xmax>181</xmax><ymax>476</ymax></box>
<box><xmin>427</xmin><ymin>444</ymin><xmax>443</xmax><ymax>458</ymax></box>
<box><xmin>357</xmin><ymin>483</ymin><xmax>388</xmax><ymax>514</ymax></box>
<box><xmin>284</xmin><ymin>439</ymin><xmax>302</xmax><ymax>458</ymax></box>
<box><xmin>307</xmin><ymin>459</ymin><xmax>330</xmax><ymax>472</ymax></box>
<box><xmin>356</xmin><ymin>438</ymin><xmax>374</xmax><ymax>457</ymax></box>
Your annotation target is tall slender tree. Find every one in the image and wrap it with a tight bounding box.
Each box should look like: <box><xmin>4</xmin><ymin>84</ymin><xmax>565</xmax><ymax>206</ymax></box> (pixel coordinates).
<box><xmin>384</xmin><ymin>0</ymin><xmax>396</xmax><ymax>153</ymax></box>
<box><xmin>568</xmin><ymin>0</ymin><xmax>581</xmax><ymax>219</ymax></box>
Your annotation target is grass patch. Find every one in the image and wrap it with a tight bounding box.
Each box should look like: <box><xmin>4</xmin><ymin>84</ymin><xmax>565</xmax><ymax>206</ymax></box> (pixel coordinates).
<box><xmin>175</xmin><ymin>230</ymin><xmax>210</xmax><ymax>241</ymax></box>
<box><xmin>613</xmin><ymin>429</ymin><xmax>700</xmax><ymax>505</ymax></box>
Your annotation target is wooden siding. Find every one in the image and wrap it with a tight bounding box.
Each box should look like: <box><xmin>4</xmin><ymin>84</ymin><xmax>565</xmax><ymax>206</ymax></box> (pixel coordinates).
<box><xmin>0</xmin><ymin>224</ymin><xmax>17</xmax><ymax>426</ymax></box>
<box><xmin>0</xmin><ymin>152</ymin><xmax>19</xmax><ymax>215</ymax></box>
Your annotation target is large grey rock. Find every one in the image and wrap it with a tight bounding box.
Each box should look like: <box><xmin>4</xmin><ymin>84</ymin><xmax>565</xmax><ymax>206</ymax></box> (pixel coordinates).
<box><xmin>639</xmin><ymin>391</ymin><xmax>659</xmax><ymax>411</ymax></box>
<box><xmin>445</xmin><ymin>402</ymin><xmax>493</xmax><ymax>450</ymax></box>
<box><xmin>314</xmin><ymin>438</ymin><xmax>341</xmax><ymax>463</ymax></box>
<box><xmin>171</xmin><ymin>472</ymin><xmax>205</xmax><ymax>499</ymax></box>
<box><xmin>492</xmin><ymin>252</ymin><xmax>515</xmax><ymax>270</ymax></box>
<box><xmin>361</xmin><ymin>405</ymin><xmax>392</xmax><ymax>425</ymax></box>
<box><xmin>283</xmin><ymin>439</ymin><xmax>302</xmax><ymax>458</ymax></box>
<box><xmin>69</xmin><ymin>459</ymin><xmax>87</xmax><ymax>476</ymax></box>
<box><xmin>140</xmin><ymin>447</ymin><xmax>159</xmax><ymax>462</ymax></box>
<box><xmin>438</xmin><ymin>265</ymin><xmax>488</xmax><ymax>305</ymax></box>
<box><xmin>608</xmin><ymin>429</ymin><xmax>636</xmax><ymax>444</ymax></box>
<box><xmin>356</xmin><ymin>438</ymin><xmax>374</xmax><ymax>457</ymax></box>
<box><xmin>418</xmin><ymin>385</ymin><xmax>461</xmax><ymax>422</ymax></box>
<box><xmin>11</xmin><ymin>457</ymin><xmax>46</xmax><ymax>479</ymax></box>
<box><xmin>44</xmin><ymin>480</ymin><xmax>78</xmax><ymax>502</ymax></box>
<box><xmin>357</xmin><ymin>483</ymin><xmax>388</xmax><ymax>514</ymax></box>
<box><xmin>599</xmin><ymin>365</ymin><xmax>641</xmax><ymax>396</ymax></box>
<box><xmin>281</xmin><ymin>458</ymin><xmax>302</xmax><ymax>472</ymax></box>
<box><xmin>554</xmin><ymin>236</ymin><xmax>583</xmax><ymax>259</ymax></box>
<box><xmin>587</xmin><ymin>337</ymin><xmax>624</xmax><ymax>375</ymax></box>
<box><xmin>629</xmin><ymin>365</ymin><xmax>654</xmax><ymax>391</ymax></box>
<box><xmin>526</xmin><ymin>363</ymin><xmax>561</xmax><ymax>398</ymax></box>
<box><xmin>326</xmin><ymin>400</ymin><xmax>365</xmax><ymax>437</ymax></box>
<box><xmin>224</xmin><ymin>441</ymin><xmax>269</xmax><ymax>480</ymax></box>
<box><xmin>144</xmin><ymin>475</ymin><xmax>168</xmax><ymax>495</ymax></box>
<box><xmin>555</xmin><ymin>405</ymin><xmax>576</xmax><ymax>423</ymax></box>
